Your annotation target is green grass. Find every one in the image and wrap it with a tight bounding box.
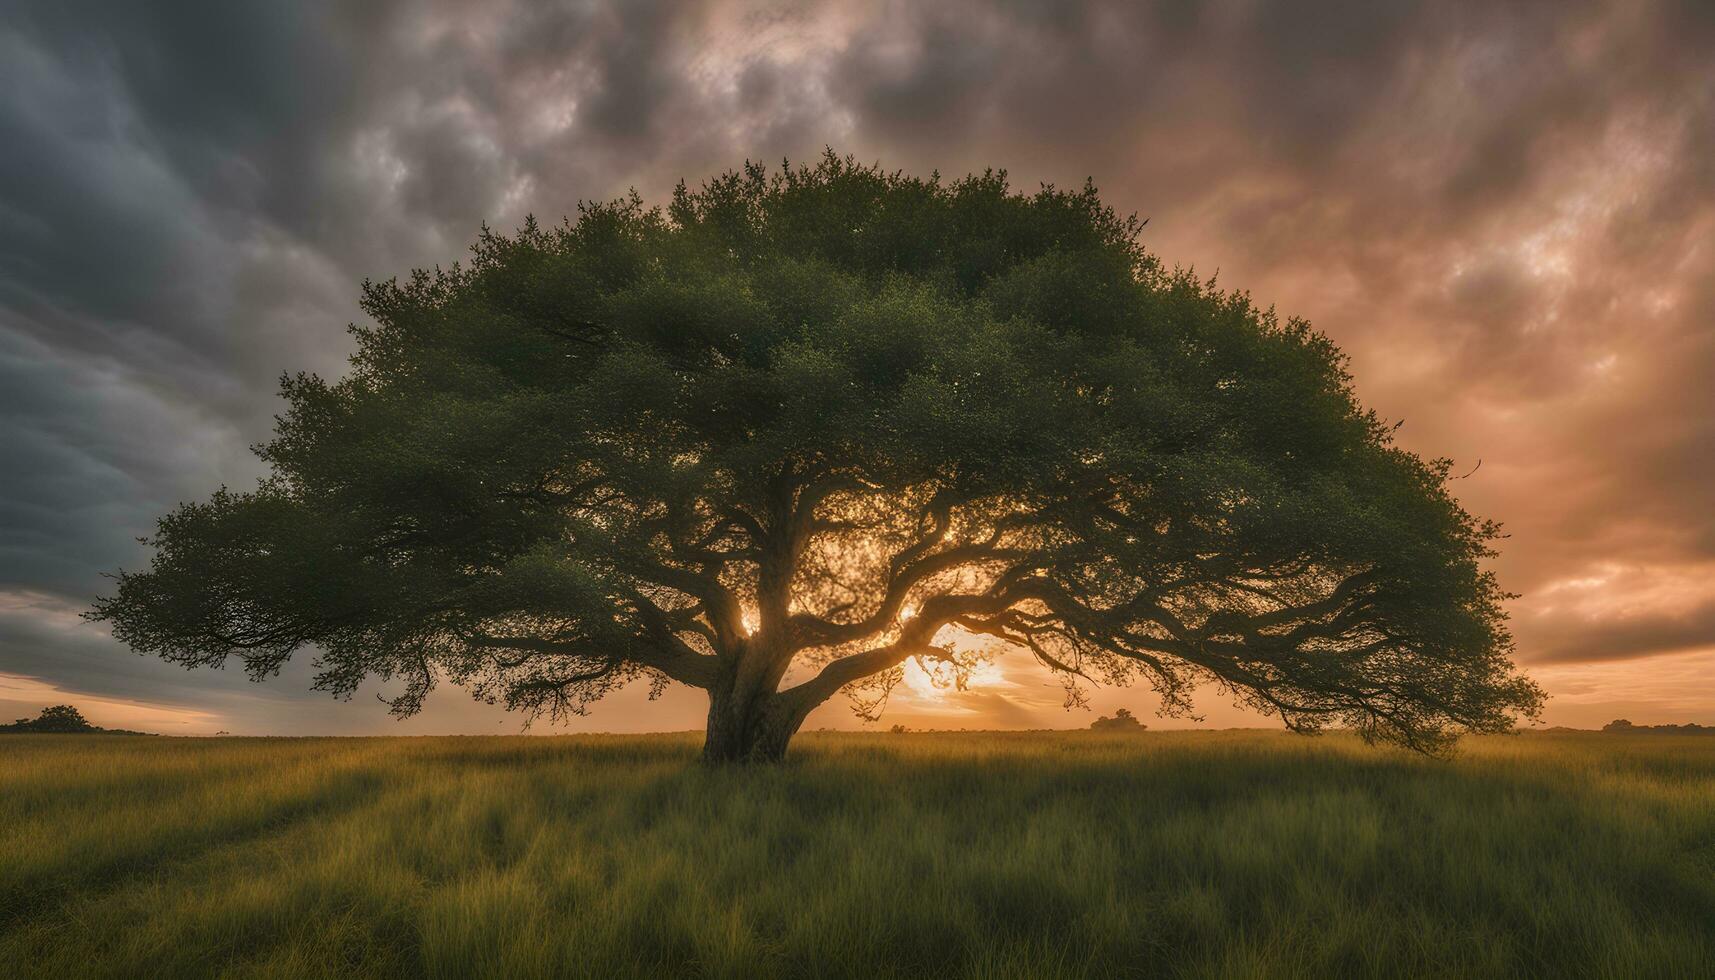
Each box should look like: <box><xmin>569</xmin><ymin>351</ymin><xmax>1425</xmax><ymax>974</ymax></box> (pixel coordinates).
<box><xmin>3</xmin><ymin>731</ymin><xmax>1712</xmax><ymax>978</ymax></box>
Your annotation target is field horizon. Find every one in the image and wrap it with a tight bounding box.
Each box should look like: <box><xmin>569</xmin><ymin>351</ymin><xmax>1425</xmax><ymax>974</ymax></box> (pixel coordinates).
<box><xmin>0</xmin><ymin>723</ymin><xmax>1657</xmax><ymax>739</ymax></box>
<box><xmin>6</xmin><ymin>729</ymin><xmax>1712</xmax><ymax>978</ymax></box>
<box><xmin>3</xmin><ymin>710</ymin><xmax>1673</xmax><ymax>739</ymax></box>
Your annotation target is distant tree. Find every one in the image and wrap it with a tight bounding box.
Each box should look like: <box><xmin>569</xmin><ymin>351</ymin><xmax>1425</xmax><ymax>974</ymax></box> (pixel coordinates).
<box><xmin>3</xmin><ymin>705</ymin><xmax>96</xmax><ymax>733</ymax></box>
<box><xmin>1602</xmin><ymin>719</ymin><xmax>1711</xmax><ymax>734</ymax></box>
<box><xmin>1091</xmin><ymin>708</ymin><xmax>1146</xmax><ymax>732</ymax></box>
<box><xmin>90</xmin><ymin>153</ymin><xmax>1543</xmax><ymax>762</ymax></box>
<box><xmin>37</xmin><ymin>704</ymin><xmax>92</xmax><ymax>731</ymax></box>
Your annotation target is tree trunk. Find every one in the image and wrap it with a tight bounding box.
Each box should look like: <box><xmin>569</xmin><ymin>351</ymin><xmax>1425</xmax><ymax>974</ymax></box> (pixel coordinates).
<box><xmin>701</xmin><ymin>678</ymin><xmax>808</xmax><ymax>764</ymax></box>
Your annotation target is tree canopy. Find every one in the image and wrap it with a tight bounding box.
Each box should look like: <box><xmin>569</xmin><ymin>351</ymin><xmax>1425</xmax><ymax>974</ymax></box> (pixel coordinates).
<box><xmin>91</xmin><ymin>153</ymin><xmax>1543</xmax><ymax>761</ymax></box>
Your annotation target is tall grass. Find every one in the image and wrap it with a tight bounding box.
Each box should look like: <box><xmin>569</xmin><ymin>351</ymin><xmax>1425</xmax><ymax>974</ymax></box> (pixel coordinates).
<box><xmin>3</xmin><ymin>730</ymin><xmax>1712</xmax><ymax>978</ymax></box>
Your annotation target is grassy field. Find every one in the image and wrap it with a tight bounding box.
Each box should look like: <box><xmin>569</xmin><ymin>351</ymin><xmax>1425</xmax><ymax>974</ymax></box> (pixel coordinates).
<box><xmin>2</xmin><ymin>730</ymin><xmax>1712</xmax><ymax>979</ymax></box>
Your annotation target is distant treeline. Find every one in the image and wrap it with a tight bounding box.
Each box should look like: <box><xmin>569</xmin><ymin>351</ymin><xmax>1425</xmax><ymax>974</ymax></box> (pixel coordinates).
<box><xmin>1602</xmin><ymin>719</ymin><xmax>1714</xmax><ymax>735</ymax></box>
<box><xmin>0</xmin><ymin>704</ymin><xmax>154</xmax><ymax>735</ymax></box>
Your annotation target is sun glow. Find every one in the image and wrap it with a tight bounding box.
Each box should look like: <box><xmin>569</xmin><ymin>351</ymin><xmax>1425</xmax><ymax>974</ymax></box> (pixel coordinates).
<box><xmin>898</xmin><ymin>653</ymin><xmax>1007</xmax><ymax>702</ymax></box>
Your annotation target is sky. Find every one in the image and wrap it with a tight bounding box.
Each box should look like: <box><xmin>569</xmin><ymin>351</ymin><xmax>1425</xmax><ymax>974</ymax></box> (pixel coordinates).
<box><xmin>2</xmin><ymin>0</ymin><xmax>1712</xmax><ymax>735</ymax></box>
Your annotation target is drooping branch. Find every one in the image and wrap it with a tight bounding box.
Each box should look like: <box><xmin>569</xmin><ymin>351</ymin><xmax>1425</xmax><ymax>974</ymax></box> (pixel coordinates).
<box><xmin>465</xmin><ymin>615</ymin><xmax>719</xmax><ymax>690</ymax></box>
<box><xmin>775</xmin><ymin>537</ymin><xmax>1428</xmax><ymax>730</ymax></box>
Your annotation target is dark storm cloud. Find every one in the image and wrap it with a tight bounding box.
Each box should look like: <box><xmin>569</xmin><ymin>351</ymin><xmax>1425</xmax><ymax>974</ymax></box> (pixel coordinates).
<box><xmin>1530</xmin><ymin>598</ymin><xmax>1715</xmax><ymax>665</ymax></box>
<box><xmin>0</xmin><ymin>0</ymin><xmax>708</xmax><ymax>603</ymax></box>
<box><xmin>0</xmin><ymin>595</ymin><xmax>284</xmax><ymax>710</ymax></box>
<box><xmin>2</xmin><ymin>0</ymin><xmax>1711</xmax><ymax>729</ymax></box>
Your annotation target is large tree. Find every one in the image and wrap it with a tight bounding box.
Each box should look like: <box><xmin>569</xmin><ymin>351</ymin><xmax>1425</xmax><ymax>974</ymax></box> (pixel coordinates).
<box><xmin>92</xmin><ymin>154</ymin><xmax>1543</xmax><ymax>762</ymax></box>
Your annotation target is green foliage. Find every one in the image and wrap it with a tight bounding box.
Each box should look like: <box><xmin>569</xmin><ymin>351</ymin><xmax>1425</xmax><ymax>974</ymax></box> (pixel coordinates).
<box><xmin>3</xmin><ymin>732</ymin><xmax>1712</xmax><ymax>977</ymax></box>
<box><xmin>90</xmin><ymin>152</ymin><xmax>1542</xmax><ymax>755</ymax></box>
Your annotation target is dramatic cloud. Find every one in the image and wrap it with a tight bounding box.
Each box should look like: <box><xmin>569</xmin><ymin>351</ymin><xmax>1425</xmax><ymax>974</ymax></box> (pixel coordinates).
<box><xmin>1</xmin><ymin>0</ymin><xmax>1710</xmax><ymax>731</ymax></box>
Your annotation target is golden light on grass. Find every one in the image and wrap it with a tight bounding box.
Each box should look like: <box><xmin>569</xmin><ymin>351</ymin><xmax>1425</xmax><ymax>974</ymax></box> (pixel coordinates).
<box><xmin>3</xmin><ymin>731</ymin><xmax>1712</xmax><ymax>976</ymax></box>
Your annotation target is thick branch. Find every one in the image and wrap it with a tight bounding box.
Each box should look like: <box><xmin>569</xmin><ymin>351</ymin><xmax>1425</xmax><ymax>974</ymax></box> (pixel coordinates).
<box><xmin>781</xmin><ymin>574</ymin><xmax>1040</xmax><ymax>710</ymax></box>
<box><xmin>787</xmin><ymin>541</ymin><xmax>1029</xmax><ymax>650</ymax></box>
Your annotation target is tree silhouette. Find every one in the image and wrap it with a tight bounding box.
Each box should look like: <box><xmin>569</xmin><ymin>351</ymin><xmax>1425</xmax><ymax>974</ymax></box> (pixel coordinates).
<box><xmin>5</xmin><ymin>705</ymin><xmax>95</xmax><ymax>733</ymax></box>
<box><xmin>91</xmin><ymin>153</ymin><xmax>1543</xmax><ymax>762</ymax></box>
<box><xmin>1091</xmin><ymin>708</ymin><xmax>1145</xmax><ymax>732</ymax></box>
